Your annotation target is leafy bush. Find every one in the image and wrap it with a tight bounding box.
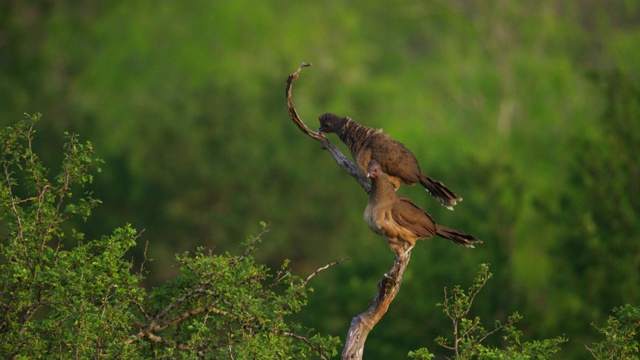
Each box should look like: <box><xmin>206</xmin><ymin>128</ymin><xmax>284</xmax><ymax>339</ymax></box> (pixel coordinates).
<box><xmin>0</xmin><ymin>114</ymin><xmax>339</xmax><ymax>359</ymax></box>
<box><xmin>587</xmin><ymin>304</ymin><xmax>640</xmax><ymax>359</ymax></box>
<box><xmin>409</xmin><ymin>264</ymin><xmax>567</xmax><ymax>359</ymax></box>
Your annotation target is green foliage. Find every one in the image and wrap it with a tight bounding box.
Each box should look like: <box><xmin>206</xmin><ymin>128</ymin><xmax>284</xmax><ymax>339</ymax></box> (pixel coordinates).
<box><xmin>408</xmin><ymin>347</ymin><xmax>435</xmax><ymax>360</ymax></box>
<box><xmin>411</xmin><ymin>264</ymin><xmax>567</xmax><ymax>359</ymax></box>
<box><xmin>0</xmin><ymin>116</ymin><xmax>339</xmax><ymax>358</ymax></box>
<box><xmin>137</xmin><ymin>224</ymin><xmax>340</xmax><ymax>359</ymax></box>
<box><xmin>548</xmin><ymin>69</ymin><xmax>640</xmax><ymax>353</ymax></box>
<box><xmin>2</xmin><ymin>2</ymin><xmax>640</xmax><ymax>359</ymax></box>
<box><xmin>587</xmin><ymin>305</ymin><xmax>640</xmax><ymax>359</ymax></box>
<box><xmin>1</xmin><ymin>114</ymin><xmax>140</xmax><ymax>358</ymax></box>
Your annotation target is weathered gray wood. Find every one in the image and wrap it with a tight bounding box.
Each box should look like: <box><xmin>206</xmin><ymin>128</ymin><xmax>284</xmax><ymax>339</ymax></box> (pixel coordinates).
<box><xmin>341</xmin><ymin>252</ymin><xmax>411</xmax><ymax>360</ymax></box>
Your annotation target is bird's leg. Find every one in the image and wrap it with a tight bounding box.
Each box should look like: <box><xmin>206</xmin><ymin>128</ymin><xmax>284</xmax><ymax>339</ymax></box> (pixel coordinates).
<box><xmin>400</xmin><ymin>244</ymin><xmax>414</xmax><ymax>257</ymax></box>
<box><xmin>387</xmin><ymin>245</ymin><xmax>414</xmax><ymax>278</ymax></box>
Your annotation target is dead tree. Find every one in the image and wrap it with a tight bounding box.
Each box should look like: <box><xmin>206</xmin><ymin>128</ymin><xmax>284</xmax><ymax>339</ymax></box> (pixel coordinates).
<box><xmin>286</xmin><ymin>62</ymin><xmax>413</xmax><ymax>360</ymax></box>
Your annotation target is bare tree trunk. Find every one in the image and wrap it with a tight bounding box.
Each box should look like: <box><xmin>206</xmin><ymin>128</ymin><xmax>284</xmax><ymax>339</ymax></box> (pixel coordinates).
<box><xmin>285</xmin><ymin>62</ymin><xmax>413</xmax><ymax>359</ymax></box>
<box><xmin>342</xmin><ymin>252</ymin><xmax>411</xmax><ymax>359</ymax></box>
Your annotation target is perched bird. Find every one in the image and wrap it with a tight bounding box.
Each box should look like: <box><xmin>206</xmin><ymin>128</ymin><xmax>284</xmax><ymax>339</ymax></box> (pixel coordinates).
<box><xmin>364</xmin><ymin>160</ymin><xmax>481</xmax><ymax>255</ymax></box>
<box><xmin>318</xmin><ymin>112</ymin><xmax>461</xmax><ymax>210</ymax></box>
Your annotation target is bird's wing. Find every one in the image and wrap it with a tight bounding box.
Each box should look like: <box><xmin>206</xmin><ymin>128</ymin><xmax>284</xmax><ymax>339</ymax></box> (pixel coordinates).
<box><xmin>369</xmin><ymin>136</ymin><xmax>422</xmax><ymax>183</ymax></box>
<box><xmin>391</xmin><ymin>197</ymin><xmax>437</xmax><ymax>238</ymax></box>
<box><xmin>355</xmin><ymin>146</ymin><xmax>372</xmax><ymax>175</ymax></box>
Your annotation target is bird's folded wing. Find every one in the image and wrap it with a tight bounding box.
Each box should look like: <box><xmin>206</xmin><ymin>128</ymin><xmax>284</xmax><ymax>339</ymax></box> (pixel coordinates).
<box><xmin>391</xmin><ymin>198</ymin><xmax>437</xmax><ymax>238</ymax></box>
<box><xmin>370</xmin><ymin>138</ymin><xmax>422</xmax><ymax>182</ymax></box>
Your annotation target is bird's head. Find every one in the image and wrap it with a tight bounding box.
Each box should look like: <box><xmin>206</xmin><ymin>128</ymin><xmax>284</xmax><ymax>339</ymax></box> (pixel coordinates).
<box><xmin>317</xmin><ymin>113</ymin><xmax>347</xmax><ymax>133</ymax></box>
<box><xmin>366</xmin><ymin>160</ymin><xmax>383</xmax><ymax>179</ymax></box>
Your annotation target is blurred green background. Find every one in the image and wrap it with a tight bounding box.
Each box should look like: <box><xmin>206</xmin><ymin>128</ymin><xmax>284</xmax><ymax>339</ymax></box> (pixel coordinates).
<box><xmin>2</xmin><ymin>1</ymin><xmax>639</xmax><ymax>358</ymax></box>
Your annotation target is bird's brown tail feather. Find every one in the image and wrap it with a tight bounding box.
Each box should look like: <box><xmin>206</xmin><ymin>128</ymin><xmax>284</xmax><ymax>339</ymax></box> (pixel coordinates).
<box><xmin>435</xmin><ymin>225</ymin><xmax>482</xmax><ymax>248</ymax></box>
<box><xmin>419</xmin><ymin>174</ymin><xmax>462</xmax><ymax>210</ymax></box>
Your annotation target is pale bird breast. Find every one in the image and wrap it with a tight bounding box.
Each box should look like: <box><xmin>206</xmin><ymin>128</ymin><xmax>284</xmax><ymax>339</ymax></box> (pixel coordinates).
<box><xmin>365</xmin><ymin>204</ymin><xmax>395</xmax><ymax>238</ymax></box>
<box><xmin>364</xmin><ymin>202</ymin><xmax>384</xmax><ymax>236</ymax></box>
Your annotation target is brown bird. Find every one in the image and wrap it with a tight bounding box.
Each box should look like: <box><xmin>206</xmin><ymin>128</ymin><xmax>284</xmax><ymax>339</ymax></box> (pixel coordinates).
<box><xmin>318</xmin><ymin>112</ymin><xmax>461</xmax><ymax>210</ymax></box>
<box><xmin>364</xmin><ymin>160</ymin><xmax>482</xmax><ymax>255</ymax></box>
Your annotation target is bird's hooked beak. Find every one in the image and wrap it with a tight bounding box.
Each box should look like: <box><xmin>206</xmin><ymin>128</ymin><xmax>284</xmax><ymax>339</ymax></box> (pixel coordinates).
<box><xmin>317</xmin><ymin>125</ymin><xmax>329</xmax><ymax>133</ymax></box>
<box><xmin>367</xmin><ymin>172</ymin><xmax>376</xmax><ymax>179</ymax></box>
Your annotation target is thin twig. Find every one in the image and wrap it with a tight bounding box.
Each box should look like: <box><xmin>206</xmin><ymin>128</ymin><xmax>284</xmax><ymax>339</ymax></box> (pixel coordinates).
<box><xmin>238</xmin><ymin>223</ymin><xmax>271</xmax><ymax>261</ymax></box>
<box><xmin>585</xmin><ymin>344</ymin><xmax>597</xmax><ymax>359</ymax></box>
<box><xmin>279</xmin><ymin>257</ymin><xmax>350</xmax><ymax>321</ymax></box>
<box><xmin>466</xmin><ymin>270</ymin><xmax>490</xmax><ymax>315</ymax></box>
<box><xmin>136</xmin><ymin>234</ymin><xmax>149</xmax><ymax>279</ymax></box>
<box><xmin>303</xmin><ymin>257</ymin><xmax>350</xmax><ymax>288</ymax></box>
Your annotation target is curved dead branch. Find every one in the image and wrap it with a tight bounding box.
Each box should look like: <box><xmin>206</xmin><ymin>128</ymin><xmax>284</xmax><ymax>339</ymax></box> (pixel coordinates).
<box><xmin>286</xmin><ymin>63</ymin><xmax>412</xmax><ymax>360</ymax></box>
<box><xmin>285</xmin><ymin>62</ymin><xmax>371</xmax><ymax>193</ymax></box>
